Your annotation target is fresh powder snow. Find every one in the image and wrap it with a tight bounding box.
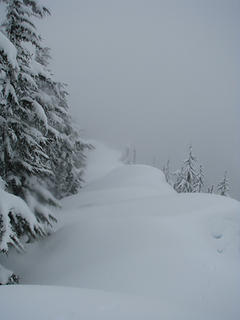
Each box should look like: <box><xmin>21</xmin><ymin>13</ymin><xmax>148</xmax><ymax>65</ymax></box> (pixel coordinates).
<box><xmin>0</xmin><ymin>141</ymin><xmax>240</xmax><ymax>319</ymax></box>
<box><xmin>0</xmin><ymin>31</ymin><xmax>18</xmax><ymax>69</ymax></box>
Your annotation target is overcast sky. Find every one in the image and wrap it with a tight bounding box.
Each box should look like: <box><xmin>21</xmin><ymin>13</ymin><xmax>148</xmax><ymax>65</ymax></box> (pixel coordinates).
<box><xmin>37</xmin><ymin>0</ymin><xmax>240</xmax><ymax>198</ymax></box>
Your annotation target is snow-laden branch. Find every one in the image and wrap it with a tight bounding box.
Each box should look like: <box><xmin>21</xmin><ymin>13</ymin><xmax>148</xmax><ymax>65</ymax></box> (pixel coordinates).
<box><xmin>0</xmin><ymin>31</ymin><xmax>18</xmax><ymax>70</ymax></box>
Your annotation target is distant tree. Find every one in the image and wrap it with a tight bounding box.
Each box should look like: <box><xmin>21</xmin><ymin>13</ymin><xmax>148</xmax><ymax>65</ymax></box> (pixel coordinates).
<box><xmin>122</xmin><ymin>145</ymin><xmax>137</xmax><ymax>165</ymax></box>
<box><xmin>122</xmin><ymin>146</ymin><xmax>131</xmax><ymax>164</ymax></box>
<box><xmin>160</xmin><ymin>146</ymin><xmax>231</xmax><ymax>197</ymax></box>
<box><xmin>173</xmin><ymin>146</ymin><xmax>198</xmax><ymax>193</ymax></box>
<box><xmin>207</xmin><ymin>185</ymin><xmax>214</xmax><ymax>194</ymax></box>
<box><xmin>132</xmin><ymin>147</ymin><xmax>136</xmax><ymax>164</ymax></box>
<box><xmin>173</xmin><ymin>168</ymin><xmax>183</xmax><ymax>192</ymax></box>
<box><xmin>217</xmin><ymin>171</ymin><xmax>230</xmax><ymax>196</ymax></box>
<box><xmin>162</xmin><ymin>159</ymin><xmax>172</xmax><ymax>185</ymax></box>
<box><xmin>194</xmin><ymin>165</ymin><xmax>204</xmax><ymax>192</ymax></box>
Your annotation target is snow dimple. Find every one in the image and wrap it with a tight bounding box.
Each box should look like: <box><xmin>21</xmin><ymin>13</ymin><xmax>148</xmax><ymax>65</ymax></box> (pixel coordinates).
<box><xmin>212</xmin><ymin>233</ymin><xmax>223</xmax><ymax>239</ymax></box>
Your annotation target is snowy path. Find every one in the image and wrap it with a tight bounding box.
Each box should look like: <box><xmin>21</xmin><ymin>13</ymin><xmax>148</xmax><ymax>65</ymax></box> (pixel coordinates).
<box><xmin>1</xmin><ymin>142</ymin><xmax>240</xmax><ymax>319</ymax></box>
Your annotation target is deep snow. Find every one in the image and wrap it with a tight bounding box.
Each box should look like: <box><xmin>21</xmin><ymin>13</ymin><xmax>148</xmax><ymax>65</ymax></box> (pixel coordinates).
<box><xmin>1</xmin><ymin>141</ymin><xmax>240</xmax><ymax>319</ymax></box>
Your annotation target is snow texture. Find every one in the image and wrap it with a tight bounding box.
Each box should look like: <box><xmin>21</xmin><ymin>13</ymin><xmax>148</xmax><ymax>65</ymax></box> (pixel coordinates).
<box><xmin>31</xmin><ymin>60</ymin><xmax>51</xmax><ymax>79</ymax></box>
<box><xmin>1</xmin><ymin>141</ymin><xmax>240</xmax><ymax>319</ymax></box>
<box><xmin>0</xmin><ymin>181</ymin><xmax>44</xmax><ymax>253</ymax></box>
<box><xmin>0</xmin><ymin>31</ymin><xmax>18</xmax><ymax>69</ymax></box>
<box><xmin>0</xmin><ymin>264</ymin><xmax>13</xmax><ymax>285</ymax></box>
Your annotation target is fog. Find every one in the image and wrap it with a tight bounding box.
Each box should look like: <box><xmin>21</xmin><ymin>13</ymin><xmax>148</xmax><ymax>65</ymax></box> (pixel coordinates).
<box><xmin>38</xmin><ymin>0</ymin><xmax>240</xmax><ymax>199</ymax></box>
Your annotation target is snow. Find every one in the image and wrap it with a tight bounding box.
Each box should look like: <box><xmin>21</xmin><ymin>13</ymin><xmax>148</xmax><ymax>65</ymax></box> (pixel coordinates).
<box><xmin>0</xmin><ymin>285</ymin><xmax>197</xmax><ymax>320</ymax></box>
<box><xmin>1</xmin><ymin>141</ymin><xmax>240</xmax><ymax>319</ymax></box>
<box><xmin>0</xmin><ymin>186</ymin><xmax>44</xmax><ymax>252</ymax></box>
<box><xmin>0</xmin><ymin>31</ymin><xmax>18</xmax><ymax>69</ymax></box>
<box><xmin>32</xmin><ymin>100</ymin><xmax>48</xmax><ymax>127</ymax></box>
<box><xmin>83</xmin><ymin>140</ymin><xmax>123</xmax><ymax>183</ymax></box>
<box><xmin>31</xmin><ymin>59</ymin><xmax>51</xmax><ymax>78</ymax></box>
<box><xmin>0</xmin><ymin>264</ymin><xmax>13</xmax><ymax>285</ymax></box>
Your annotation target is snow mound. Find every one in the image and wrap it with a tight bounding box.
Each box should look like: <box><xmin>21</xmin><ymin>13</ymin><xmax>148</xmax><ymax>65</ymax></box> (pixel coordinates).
<box><xmin>83</xmin><ymin>140</ymin><xmax>123</xmax><ymax>183</ymax></box>
<box><xmin>85</xmin><ymin>164</ymin><xmax>172</xmax><ymax>191</ymax></box>
<box><xmin>1</xmin><ymin>142</ymin><xmax>240</xmax><ymax>319</ymax></box>
<box><xmin>71</xmin><ymin>164</ymin><xmax>174</xmax><ymax>208</ymax></box>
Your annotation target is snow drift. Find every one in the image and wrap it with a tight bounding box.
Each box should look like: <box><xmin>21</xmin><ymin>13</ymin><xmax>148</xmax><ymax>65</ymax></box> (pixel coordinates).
<box><xmin>1</xmin><ymin>142</ymin><xmax>240</xmax><ymax>319</ymax></box>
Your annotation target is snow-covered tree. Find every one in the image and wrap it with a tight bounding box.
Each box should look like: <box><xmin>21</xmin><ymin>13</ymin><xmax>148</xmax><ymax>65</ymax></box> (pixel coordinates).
<box><xmin>122</xmin><ymin>146</ymin><xmax>131</xmax><ymax>164</ymax></box>
<box><xmin>0</xmin><ymin>176</ymin><xmax>47</xmax><ymax>284</ymax></box>
<box><xmin>0</xmin><ymin>264</ymin><xmax>18</xmax><ymax>285</ymax></box>
<box><xmin>122</xmin><ymin>145</ymin><xmax>136</xmax><ymax>165</ymax></box>
<box><xmin>0</xmin><ymin>0</ymin><xmax>57</xmax><ymax>283</ymax></box>
<box><xmin>173</xmin><ymin>168</ymin><xmax>183</xmax><ymax>192</ymax></box>
<box><xmin>0</xmin><ymin>1</ymin><xmax>89</xmax><ymax>282</ymax></box>
<box><xmin>0</xmin><ymin>0</ymin><xmax>57</xmax><ymax>226</ymax></box>
<box><xmin>1</xmin><ymin>0</ymin><xmax>89</xmax><ymax>202</ymax></box>
<box><xmin>207</xmin><ymin>185</ymin><xmax>214</xmax><ymax>194</ymax></box>
<box><xmin>173</xmin><ymin>146</ymin><xmax>198</xmax><ymax>193</ymax></box>
<box><xmin>33</xmin><ymin>47</ymin><xmax>89</xmax><ymax>198</ymax></box>
<box><xmin>194</xmin><ymin>165</ymin><xmax>204</xmax><ymax>193</ymax></box>
<box><xmin>217</xmin><ymin>171</ymin><xmax>230</xmax><ymax>196</ymax></box>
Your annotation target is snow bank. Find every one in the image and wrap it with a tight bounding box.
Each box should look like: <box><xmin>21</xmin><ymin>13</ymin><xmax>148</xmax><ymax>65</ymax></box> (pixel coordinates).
<box><xmin>84</xmin><ymin>163</ymin><xmax>173</xmax><ymax>192</ymax></box>
<box><xmin>1</xmin><ymin>285</ymin><xmax>202</xmax><ymax>320</ymax></box>
<box><xmin>83</xmin><ymin>140</ymin><xmax>123</xmax><ymax>183</ymax></box>
<box><xmin>1</xmin><ymin>142</ymin><xmax>240</xmax><ymax>319</ymax></box>
<box><xmin>0</xmin><ymin>31</ymin><xmax>18</xmax><ymax>69</ymax></box>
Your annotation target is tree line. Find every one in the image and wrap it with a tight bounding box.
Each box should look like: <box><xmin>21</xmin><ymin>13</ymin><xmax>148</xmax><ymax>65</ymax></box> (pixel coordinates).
<box><xmin>122</xmin><ymin>145</ymin><xmax>230</xmax><ymax>197</ymax></box>
<box><xmin>162</xmin><ymin>146</ymin><xmax>230</xmax><ymax>196</ymax></box>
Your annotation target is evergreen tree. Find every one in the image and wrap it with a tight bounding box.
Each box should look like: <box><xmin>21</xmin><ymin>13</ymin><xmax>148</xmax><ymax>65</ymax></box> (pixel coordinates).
<box><xmin>0</xmin><ymin>0</ymin><xmax>57</xmax><ymax>225</ymax></box>
<box><xmin>0</xmin><ymin>1</ymin><xmax>89</xmax><ymax>282</ymax></box>
<box><xmin>173</xmin><ymin>168</ymin><xmax>184</xmax><ymax>192</ymax></box>
<box><xmin>0</xmin><ymin>176</ymin><xmax>46</xmax><ymax>284</ymax></box>
<box><xmin>217</xmin><ymin>171</ymin><xmax>229</xmax><ymax>196</ymax></box>
<box><xmin>122</xmin><ymin>145</ymin><xmax>136</xmax><ymax>165</ymax></box>
<box><xmin>0</xmin><ymin>0</ymin><xmax>56</xmax><ymax>283</ymax></box>
<box><xmin>194</xmin><ymin>165</ymin><xmax>204</xmax><ymax>192</ymax></box>
<box><xmin>173</xmin><ymin>146</ymin><xmax>198</xmax><ymax>193</ymax></box>
<box><xmin>122</xmin><ymin>146</ymin><xmax>131</xmax><ymax>164</ymax></box>
<box><xmin>207</xmin><ymin>185</ymin><xmax>214</xmax><ymax>194</ymax></box>
<box><xmin>33</xmin><ymin>47</ymin><xmax>89</xmax><ymax>198</ymax></box>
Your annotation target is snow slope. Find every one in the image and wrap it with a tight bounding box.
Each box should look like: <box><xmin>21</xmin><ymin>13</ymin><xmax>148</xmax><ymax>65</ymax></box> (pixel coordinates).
<box><xmin>1</xmin><ymin>141</ymin><xmax>240</xmax><ymax>319</ymax></box>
